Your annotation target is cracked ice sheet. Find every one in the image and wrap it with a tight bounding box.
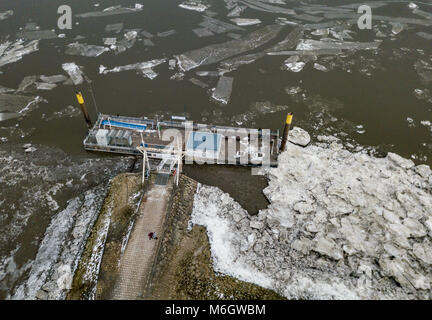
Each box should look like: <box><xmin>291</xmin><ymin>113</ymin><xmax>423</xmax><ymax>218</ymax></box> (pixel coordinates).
<box><xmin>65</xmin><ymin>42</ymin><xmax>109</xmax><ymax>57</ymax></box>
<box><xmin>99</xmin><ymin>59</ymin><xmax>166</xmax><ymax>79</ymax></box>
<box><xmin>76</xmin><ymin>4</ymin><xmax>143</xmax><ymax>18</ymax></box>
<box><xmin>0</xmin><ymin>40</ymin><xmax>39</xmax><ymax>68</ymax></box>
<box><xmin>176</xmin><ymin>24</ymin><xmax>282</xmax><ymax>71</ymax></box>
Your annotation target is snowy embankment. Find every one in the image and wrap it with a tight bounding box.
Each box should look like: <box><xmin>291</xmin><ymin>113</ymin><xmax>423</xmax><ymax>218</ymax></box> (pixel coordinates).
<box><xmin>191</xmin><ymin>137</ymin><xmax>432</xmax><ymax>299</ymax></box>
<box><xmin>11</xmin><ymin>185</ymin><xmax>110</xmax><ymax>300</ymax></box>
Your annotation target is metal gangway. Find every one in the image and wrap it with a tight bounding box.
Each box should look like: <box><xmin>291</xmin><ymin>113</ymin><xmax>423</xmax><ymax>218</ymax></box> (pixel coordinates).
<box><xmin>136</xmin><ymin>132</ymin><xmax>183</xmax><ymax>187</ymax></box>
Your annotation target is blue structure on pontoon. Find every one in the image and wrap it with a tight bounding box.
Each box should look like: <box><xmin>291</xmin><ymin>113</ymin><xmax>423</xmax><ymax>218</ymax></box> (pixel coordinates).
<box><xmin>101</xmin><ymin>119</ymin><xmax>147</xmax><ymax>131</ymax></box>
<box><xmin>186</xmin><ymin>131</ymin><xmax>222</xmax><ymax>151</ymax></box>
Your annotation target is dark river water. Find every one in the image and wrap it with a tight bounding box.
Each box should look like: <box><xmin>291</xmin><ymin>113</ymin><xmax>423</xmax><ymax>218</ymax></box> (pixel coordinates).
<box><xmin>0</xmin><ymin>0</ymin><xmax>431</xmax><ymax>299</ymax></box>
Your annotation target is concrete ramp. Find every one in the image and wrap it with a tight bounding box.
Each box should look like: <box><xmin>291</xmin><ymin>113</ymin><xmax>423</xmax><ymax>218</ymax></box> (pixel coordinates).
<box><xmin>111</xmin><ymin>178</ymin><xmax>173</xmax><ymax>299</ymax></box>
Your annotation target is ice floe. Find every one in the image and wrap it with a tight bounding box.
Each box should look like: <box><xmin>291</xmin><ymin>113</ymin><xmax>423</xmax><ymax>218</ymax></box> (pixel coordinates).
<box><xmin>0</xmin><ymin>40</ymin><xmax>39</xmax><ymax>68</ymax></box>
<box><xmin>189</xmin><ymin>77</ymin><xmax>208</xmax><ymax>88</ymax></box>
<box><xmin>414</xmin><ymin>60</ymin><xmax>432</xmax><ymax>84</ymax></box>
<box><xmin>40</xmin><ymin>74</ymin><xmax>68</xmax><ymax>84</ymax></box>
<box><xmin>0</xmin><ymin>94</ymin><xmax>43</xmax><ymax>115</ymax></box>
<box><xmin>288</xmin><ymin>127</ymin><xmax>311</xmax><ymax>146</ymax></box>
<box><xmin>17</xmin><ymin>76</ymin><xmax>38</xmax><ymax>92</ymax></box>
<box><xmin>157</xmin><ymin>30</ymin><xmax>176</xmax><ymax>37</ymax></box>
<box><xmin>103</xmin><ymin>38</ymin><xmax>117</xmax><ymax>46</ymax></box>
<box><xmin>143</xmin><ymin>39</ymin><xmax>155</xmax><ymax>47</ymax></box>
<box><xmin>198</xmin><ymin>16</ymin><xmax>244</xmax><ymax>34</ymax></box>
<box><xmin>65</xmin><ymin>42</ymin><xmax>109</xmax><ymax>57</ymax></box>
<box><xmin>12</xmin><ymin>185</ymin><xmax>110</xmax><ymax>300</ymax></box>
<box><xmin>99</xmin><ymin>59</ymin><xmax>166</xmax><ymax>79</ymax></box>
<box><xmin>324</xmin><ymin>12</ymin><xmax>432</xmax><ymax>27</ymax></box>
<box><xmin>141</xmin><ymin>30</ymin><xmax>154</xmax><ymax>38</ymax></box>
<box><xmin>296</xmin><ymin>39</ymin><xmax>381</xmax><ymax>51</ymax></box>
<box><xmin>230</xmin><ymin>101</ymin><xmax>289</xmax><ymax>126</ymax></box>
<box><xmin>417</xmin><ymin>32</ymin><xmax>432</xmax><ymax>40</ymax></box>
<box><xmin>227</xmin><ymin>6</ymin><xmax>246</xmax><ymax>17</ymax></box>
<box><xmin>413</xmin><ymin>88</ymin><xmax>432</xmax><ymax>104</ymax></box>
<box><xmin>230</xmin><ymin>18</ymin><xmax>262</xmax><ymax>26</ymax></box>
<box><xmin>76</xmin><ymin>4</ymin><xmax>143</xmax><ymax>18</ymax></box>
<box><xmin>176</xmin><ymin>24</ymin><xmax>282</xmax><ymax>71</ymax></box>
<box><xmin>62</xmin><ymin>63</ymin><xmax>85</xmax><ymax>85</ymax></box>
<box><xmin>43</xmin><ymin>106</ymin><xmax>81</xmax><ymax>121</ymax></box>
<box><xmin>0</xmin><ymin>10</ymin><xmax>13</xmax><ymax>21</ymax></box>
<box><xmin>226</xmin><ymin>32</ymin><xmax>242</xmax><ymax>39</ymax></box>
<box><xmin>239</xmin><ymin>0</ymin><xmax>295</xmax><ymax>15</ymax></box>
<box><xmin>0</xmin><ymin>85</ymin><xmax>14</xmax><ymax>94</ymax></box>
<box><xmin>35</xmin><ymin>83</ymin><xmax>57</xmax><ymax>91</ymax></box>
<box><xmin>105</xmin><ymin>23</ymin><xmax>124</xmax><ymax>34</ymax></box>
<box><xmin>211</xmin><ymin>76</ymin><xmax>234</xmax><ymax>104</ymax></box>
<box><xmin>390</xmin><ymin>22</ymin><xmax>404</xmax><ymax>35</ymax></box>
<box><xmin>313</xmin><ymin>63</ymin><xmax>329</xmax><ymax>72</ymax></box>
<box><xmin>0</xmin><ymin>145</ymin><xmax>133</xmax><ymax>299</ymax></box>
<box><xmin>409</xmin><ymin>3</ymin><xmax>419</xmax><ymax>10</ymax></box>
<box><xmin>179</xmin><ymin>1</ymin><xmax>209</xmax><ymax>12</ymax></box>
<box><xmin>17</xmin><ymin>30</ymin><xmax>57</xmax><ymax>40</ymax></box>
<box><xmin>170</xmin><ymin>72</ymin><xmax>185</xmax><ymax>81</ymax></box>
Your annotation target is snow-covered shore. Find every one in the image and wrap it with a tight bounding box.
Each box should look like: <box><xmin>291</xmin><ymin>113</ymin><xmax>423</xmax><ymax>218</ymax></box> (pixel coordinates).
<box><xmin>191</xmin><ymin>137</ymin><xmax>432</xmax><ymax>299</ymax></box>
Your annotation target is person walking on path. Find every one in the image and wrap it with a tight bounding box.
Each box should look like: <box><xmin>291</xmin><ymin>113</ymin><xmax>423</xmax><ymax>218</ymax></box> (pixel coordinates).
<box><xmin>152</xmin><ymin>232</ymin><xmax>158</xmax><ymax>240</ymax></box>
<box><xmin>148</xmin><ymin>232</ymin><xmax>154</xmax><ymax>240</ymax></box>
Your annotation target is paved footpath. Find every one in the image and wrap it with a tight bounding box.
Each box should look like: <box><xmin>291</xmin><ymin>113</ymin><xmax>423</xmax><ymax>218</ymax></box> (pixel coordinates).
<box><xmin>111</xmin><ymin>179</ymin><xmax>173</xmax><ymax>300</ymax></box>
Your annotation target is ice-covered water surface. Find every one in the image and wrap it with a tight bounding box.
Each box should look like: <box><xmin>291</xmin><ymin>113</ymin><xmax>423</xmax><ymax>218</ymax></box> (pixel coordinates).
<box><xmin>191</xmin><ymin>139</ymin><xmax>432</xmax><ymax>299</ymax></box>
<box><xmin>1</xmin><ymin>0</ymin><xmax>432</xmax><ymax>299</ymax></box>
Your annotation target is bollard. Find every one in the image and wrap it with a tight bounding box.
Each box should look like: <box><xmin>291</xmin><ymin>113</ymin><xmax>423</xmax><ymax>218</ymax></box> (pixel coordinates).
<box><xmin>76</xmin><ymin>91</ymin><xmax>92</xmax><ymax>128</ymax></box>
<box><xmin>279</xmin><ymin>112</ymin><xmax>293</xmax><ymax>152</ymax></box>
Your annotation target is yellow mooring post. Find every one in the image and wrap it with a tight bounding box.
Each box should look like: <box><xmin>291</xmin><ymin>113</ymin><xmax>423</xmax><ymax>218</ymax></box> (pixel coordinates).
<box><xmin>280</xmin><ymin>112</ymin><xmax>293</xmax><ymax>152</ymax></box>
<box><xmin>75</xmin><ymin>91</ymin><xmax>92</xmax><ymax>128</ymax></box>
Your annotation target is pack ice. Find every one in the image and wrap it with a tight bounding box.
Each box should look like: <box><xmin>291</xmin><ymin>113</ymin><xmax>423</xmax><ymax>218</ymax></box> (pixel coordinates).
<box><xmin>191</xmin><ymin>137</ymin><xmax>432</xmax><ymax>299</ymax></box>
